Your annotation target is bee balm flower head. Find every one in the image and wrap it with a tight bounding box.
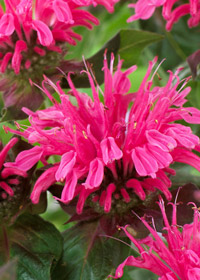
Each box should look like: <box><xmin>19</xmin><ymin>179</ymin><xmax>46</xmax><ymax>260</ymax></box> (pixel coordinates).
<box><xmin>113</xmin><ymin>198</ymin><xmax>200</xmax><ymax>279</ymax></box>
<box><xmin>128</xmin><ymin>0</ymin><xmax>200</xmax><ymax>30</ymax></box>
<box><xmin>0</xmin><ymin>0</ymin><xmax>118</xmax><ymax>75</ymax></box>
<box><xmin>5</xmin><ymin>55</ymin><xmax>200</xmax><ymax>219</ymax></box>
<box><xmin>0</xmin><ymin>0</ymin><xmax>118</xmax><ymax>119</ymax></box>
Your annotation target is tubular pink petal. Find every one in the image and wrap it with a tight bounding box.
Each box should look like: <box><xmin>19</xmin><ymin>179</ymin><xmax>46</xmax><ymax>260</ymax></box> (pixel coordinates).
<box><xmin>5</xmin><ymin>146</ymin><xmax>43</xmax><ymax>171</ymax></box>
<box><xmin>30</xmin><ymin>166</ymin><xmax>58</xmax><ymax>204</ymax></box>
<box><xmin>146</xmin><ymin>144</ymin><xmax>173</xmax><ymax>169</ymax></box>
<box><xmin>180</xmin><ymin>107</ymin><xmax>200</xmax><ymax>124</ymax></box>
<box><xmin>0</xmin><ymin>52</ymin><xmax>13</xmax><ymax>73</ymax></box>
<box><xmin>100</xmin><ymin>137</ymin><xmax>122</xmax><ymax>164</ymax></box>
<box><xmin>99</xmin><ymin>190</ymin><xmax>106</xmax><ymax>206</ymax></box>
<box><xmin>53</xmin><ymin>0</ymin><xmax>74</xmax><ymax>24</ymax></box>
<box><xmin>33</xmin><ymin>46</ymin><xmax>46</xmax><ymax>56</ymax></box>
<box><xmin>8</xmin><ymin>178</ymin><xmax>20</xmax><ymax>185</ymax></box>
<box><xmin>187</xmin><ymin>268</ymin><xmax>200</xmax><ymax>279</ymax></box>
<box><xmin>1</xmin><ymin>167</ymin><xmax>27</xmax><ymax>178</ymax></box>
<box><xmin>55</xmin><ymin>151</ymin><xmax>76</xmax><ymax>181</ymax></box>
<box><xmin>32</xmin><ymin>20</ymin><xmax>53</xmax><ymax>46</ymax></box>
<box><xmin>60</xmin><ymin>171</ymin><xmax>77</xmax><ymax>202</ymax></box>
<box><xmin>144</xmin><ymin>178</ymin><xmax>172</xmax><ymax>200</ymax></box>
<box><xmin>76</xmin><ymin>187</ymin><xmax>94</xmax><ymax>214</ymax></box>
<box><xmin>0</xmin><ymin>13</ymin><xmax>15</xmax><ymax>36</ymax></box>
<box><xmin>16</xmin><ymin>0</ymin><xmax>32</xmax><ymax>14</ymax></box>
<box><xmin>0</xmin><ymin>137</ymin><xmax>18</xmax><ymax>169</ymax></box>
<box><xmin>132</xmin><ymin>147</ymin><xmax>158</xmax><ymax>178</ymax></box>
<box><xmin>120</xmin><ymin>188</ymin><xmax>130</xmax><ymax>203</ymax></box>
<box><xmin>104</xmin><ymin>183</ymin><xmax>116</xmax><ymax>212</ymax></box>
<box><xmin>171</xmin><ymin>148</ymin><xmax>200</xmax><ymax>172</ymax></box>
<box><xmin>84</xmin><ymin>158</ymin><xmax>104</xmax><ymax>188</ymax></box>
<box><xmin>126</xmin><ymin>179</ymin><xmax>146</xmax><ymax>200</ymax></box>
<box><xmin>146</xmin><ymin>130</ymin><xmax>177</xmax><ymax>152</ymax></box>
<box><xmin>0</xmin><ymin>181</ymin><xmax>14</xmax><ymax>196</ymax></box>
<box><xmin>11</xmin><ymin>40</ymin><xmax>27</xmax><ymax>74</ymax></box>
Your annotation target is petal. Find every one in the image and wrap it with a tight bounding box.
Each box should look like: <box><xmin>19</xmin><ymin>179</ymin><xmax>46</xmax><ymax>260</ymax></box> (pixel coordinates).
<box><xmin>0</xmin><ymin>137</ymin><xmax>18</xmax><ymax>169</ymax></box>
<box><xmin>55</xmin><ymin>151</ymin><xmax>76</xmax><ymax>181</ymax></box>
<box><xmin>146</xmin><ymin>144</ymin><xmax>173</xmax><ymax>169</ymax></box>
<box><xmin>126</xmin><ymin>179</ymin><xmax>146</xmax><ymax>200</ymax></box>
<box><xmin>132</xmin><ymin>146</ymin><xmax>158</xmax><ymax>178</ymax></box>
<box><xmin>60</xmin><ymin>170</ymin><xmax>77</xmax><ymax>202</ymax></box>
<box><xmin>5</xmin><ymin>146</ymin><xmax>43</xmax><ymax>171</ymax></box>
<box><xmin>171</xmin><ymin>148</ymin><xmax>200</xmax><ymax>172</ymax></box>
<box><xmin>84</xmin><ymin>158</ymin><xmax>104</xmax><ymax>188</ymax></box>
<box><xmin>1</xmin><ymin>167</ymin><xmax>27</xmax><ymax>178</ymax></box>
<box><xmin>187</xmin><ymin>268</ymin><xmax>200</xmax><ymax>280</ymax></box>
<box><xmin>104</xmin><ymin>183</ymin><xmax>116</xmax><ymax>212</ymax></box>
<box><xmin>0</xmin><ymin>52</ymin><xmax>13</xmax><ymax>73</ymax></box>
<box><xmin>180</xmin><ymin>107</ymin><xmax>200</xmax><ymax>124</ymax></box>
<box><xmin>0</xmin><ymin>181</ymin><xmax>14</xmax><ymax>196</ymax></box>
<box><xmin>0</xmin><ymin>13</ymin><xmax>15</xmax><ymax>37</ymax></box>
<box><xmin>11</xmin><ymin>40</ymin><xmax>27</xmax><ymax>74</ymax></box>
<box><xmin>30</xmin><ymin>165</ymin><xmax>58</xmax><ymax>204</ymax></box>
<box><xmin>100</xmin><ymin>137</ymin><xmax>122</xmax><ymax>164</ymax></box>
<box><xmin>146</xmin><ymin>129</ymin><xmax>177</xmax><ymax>152</ymax></box>
<box><xmin>53</xmin><ymin>0</ymin><xmax>74</xmax><ymax>23</ymax></box>
<box><xmin>32</xmin><ymin>20</ymin><xmax>53</xmax><ymax>46</ymax></box>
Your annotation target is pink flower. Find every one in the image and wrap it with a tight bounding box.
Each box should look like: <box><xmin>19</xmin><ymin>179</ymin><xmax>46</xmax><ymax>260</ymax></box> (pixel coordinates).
<box><xmin>128</xmin><ymin>0</ymin><xmax>200</xmax><ymax>30</ymax></box>
<box><xmin>0</xmin><ymin>0</ymin><xmax>118</xmax><ymax>119</ymax></box>
<box><xmin>0</xmin><ymin>137</ymin><xmax>27</xmax><ymax>199</ymax></box>
<box><xmin>5</xmin><ymin>55</ymin><xmax>200</xmax><ymax>215</ymax></box>
<box><xmin>113</xmin><ymin>198</ymin><xmax>200</xmax><ymax>280</ymax></box>
<box><xmin>0</xmin><ymin>0</ymin><xmax>118</xmax><ymax>75</ymax></box>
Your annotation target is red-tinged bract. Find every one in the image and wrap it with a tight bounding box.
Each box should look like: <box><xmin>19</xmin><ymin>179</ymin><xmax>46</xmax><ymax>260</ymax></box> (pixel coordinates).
<box><xmin>128</xmin><ymin>0</ymin><xmax>200</xmax><ymax>31</ymax></box>
<box><xmin>113</xmin><ymin>198</ymin><xmax>200</xmax><ymax>280</ymax></box>
<box><xmin>5</xmin><ymin>56</ymin><xmax>200</xmax><ymax>216</ymax></box>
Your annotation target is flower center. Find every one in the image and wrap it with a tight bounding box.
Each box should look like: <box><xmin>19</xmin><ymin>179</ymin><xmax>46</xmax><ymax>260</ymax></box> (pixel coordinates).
<box><xmin>85</xmin><ymin>160</ymin><xmax>145</xmax><ymax>215</ymax></box>
<box><xmin>1</xmin><ymin>30</ymin><xmax>64</xmax><ymax>82</ymax></box>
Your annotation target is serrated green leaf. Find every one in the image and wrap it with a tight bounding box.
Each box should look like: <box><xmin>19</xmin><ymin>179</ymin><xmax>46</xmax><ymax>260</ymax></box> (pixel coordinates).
<box><xmin>10</xmin><ymin>214</ymin><xmax>63</xmax><ymax>280</ymax></box>
<box><xmin>52</xmin><ymin>222</ymin><xmax>131</xmax><ymax>280</ymax></box>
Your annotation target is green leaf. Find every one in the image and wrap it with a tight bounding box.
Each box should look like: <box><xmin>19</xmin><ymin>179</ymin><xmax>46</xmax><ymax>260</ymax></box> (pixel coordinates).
<box><xmin>118</xmin><ymin>29</ymin><xmax>163</xmax><ymax>68</ymax></box>
<box><xmin>61</xmin><ymin>29</ymin><xmax>163</xmax><ymax>88</ymax></box>
<box><xmin>10</xmin><ymin>214</ymin><xmax>63</xmax><ymax>280</ymax></box>
<box><xmin>52</xmin><ymin>222</ymin><xmax>131</xmax><ymax>280</ymax></box>
<box><xmin>129</xmin><ymin>268</ymin><xmax>158</xmax><ymax>280</ymax></box>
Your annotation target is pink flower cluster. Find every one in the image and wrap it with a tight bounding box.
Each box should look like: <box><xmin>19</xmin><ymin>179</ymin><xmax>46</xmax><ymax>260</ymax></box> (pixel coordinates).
<box><xmin>0</xmin><ymin>0</ymin><xmax>118</xmax><ymax>75</ymax></box>
<box><xmin>0</xmin><ymin>137</ymin><xmax>26</xmax><ymax>199</ymax></box>
<box><xmin>5</xmin><ymin>55</ymin><xmax>200</xmax><ymax>214</ymax></box>
<box><xmin>113</xmin><ymin>198</ymin><xmax>200</xmax><ymax>280</ymax></box>
<box><xmin>128</xmin><ymin>0</ymin><xmax>200</xmax><ymax>30</ymax></box>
